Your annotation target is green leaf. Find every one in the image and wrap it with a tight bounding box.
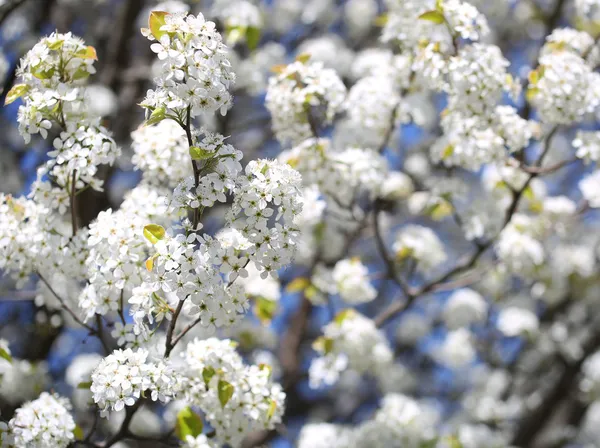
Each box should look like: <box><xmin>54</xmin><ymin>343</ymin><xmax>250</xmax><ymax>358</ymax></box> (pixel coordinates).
<box><xmin>418</xmin><ymin>10</ymin><xmax>445</xmax><ymax>24</ymax></box>
<box><xmin>528</xmin><ymin>69</ymin><xmax>539</xmax><ymax>85</ymax></box>
<box><xmin>254</xmin><ymin>297</ymin><xmax>278</xmax><ymax>324</ymax></box>
<box><xmin>47</xmin><ymin>39</ymin><xmax>64</xmax><ymax>51</ymax></box>
<box><xmin>175</xmin><ymin>406</ymin><xmax>203</xmax><ymax>441</ymax></box>
<box><xmin>73</xmin><ymin>425</ymin><xmax>84</xmax><ymax>440</ymax></box>
<box><xmin>312</xmin><ymin>336</ymin><xmax>334</xmax><ymax>354</ymax></box>
<box><xmin>77</xmin><ymin>381</ymin><xmax>92</xmax><ymax>389</ymax></box>
<box><xmin>286</xmin><ymin>277</ymin><xmax>311</xmax><ymax>293</ymax></box>
<box><xmin>149</xmin><ymin>11</ymin><xmax>169</xmax><ymax>40</ymax></box>
<box><xmin>246</xmin><ymin>26</ymin><xmax>261</xmax><ymax>50</ymax></box>
<box><xmin>441</xmin><ymin>145</ymin><xmax>454</xmax><ymax>160</ymax></box>
<box><xmin>295</xmin><ymin>52</ymin><xmax>311</xmax><ymax>64</ymax></box>
<box><xmin>202</xmin><ymin>366</ymin><xmax>216</xmax><ymax>387</ymax></box>
<box><xmin>32</xmin><ymin>65</ymin><xmax>56</xmax><ymax>80</ymax></box>
<box><xmin>145</xmin><ymin>106</ymin><xmax>166</xmax><ymax>126</ymax></box>
<box><xmin>143</xmin><ymin>224</ymin><xmax>166</xmax><ymax>244</ymax></box>
<box><xmin>145</xmin><ymin>254</ymin><xmax>158</xmax><ymax>272</ymax></box>
<box><xmin>304</xmin><ymin>284</ymin><xmax>318</xmax><ymax>300</ymax></box>
<box><xmin>334</xmin><ymin>309</ymin><xmax>355</xmax><ymax>325</ymax></box>
<box><xmin>374</xmin><ymin>13</ymin><xmax>388</xmax><ymax>27</ymax></box>
<box><xmin>259</xmin><ymin>363</ymin><xmax>272</xmax><ymax>378</ymax></box>
<box><xmin>267</xmin><ymin>399</ymin><xmax>277</xmax><ymax>420</ymax></box>
<box><xmin>0</xmin><ymin>347</ymin><xmax>12</xmax><ymax>363</ymax></box>
<box><xmin>76</xmin><ymin>46</ymin><xmax>98</xmax><ymax>60</ymax></box>
<box><xmin>226</xmin><ymin>25</ymin><xmax>246</xmax><ymax>45</ymax></box>
<box><xmin>396</xmin><ymin>246</ymin><xmax>414</xmax><ymax>261</ymax></box>
<box><xmin>526</xmin><ymin>87</ymin><xmax>539</xmax><ymax>102</ymax></box>
<box><xmin>189</xmin><ymin>146</ymin><xmax>214</xmax><ymax>161</ymax></box>
<box><xmin>218</xmin><ymin>380</ymin><xmax>234</xmax><ymax>408</ymax></box>
<box><xmin>72</xmin><ymin>67</ymin><xmax>91</xmax><ymax>81</ymax></box>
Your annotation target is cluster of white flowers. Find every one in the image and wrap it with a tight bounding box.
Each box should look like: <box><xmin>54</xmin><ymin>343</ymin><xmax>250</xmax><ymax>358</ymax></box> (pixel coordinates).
<box><xmin>354</xmin><ymin>393</ymin><xmax>440</xmax><ymax>446</ymax></box>
<box><xmin>580</xmin><ymin>170</ymin><xmax>600</xmax><ymax>207</ymax></box>
<box><xmin>131</xmin><ymin>119</ymin><xmax>191</xmax><ymax>187</ymax></box>
<box><xmin>331</xmin><ymin>258</ymin><xmax>377</xmax><ymax>304</ymax></box>
<box><xmin>443</xmin><ymin>288</ymin><xmax>488</xmax><ymax>329</ymax></box>
<box><xmin>11</xmin><ymin>32</ymin><xmax>120</xmax><ymax>210</ymax></box>
<box><xmin>227</xmin><ymin>159</ymin><xmax>303</xmax><ymax>276</ymax></box>
<box><xmin>299</xmin><ymin>394</ymin><xmax>439</xmax><ymax>447</ymax></box>
<box><xmin>433</xmin><ymin>327</ymin><xmax>477</xmax><ymax>369</ymax></box>
<box><xmin>574</xmin><ymin>130</ymin><xmax>600</xmax><ymax>163</ymax></box>
<box><xmin>528</xmin><ymin>36</ymin><xmax>600</xmax><ymax>125</ymax></box>
<box><xmin>427</xmin><ymin>42</ymin><xmax>532</xmax><ymax>169</ymax></box>
<box><xmin>265</xmin><ymin>59</ymin><xmax>346</xmax><ymax>145</ymax></box>
<box><xmin>496</xmin><ymin>306</ymin><xmax>539</xmax><ymax>337</ymax></box>
<box><xmin>182</xmin><ymin>338</ymin><xmax>285</xmax><ymax>446</ymax></box>
<box><xmin>169</xmin><ymin>131</ymin><xmax>242</xmax><ymax>211</ymax></box>
<box><xmin>280</xmin><ymin>138</ymin><xmax>387</xmax><ymax>206</ymax></box>
<box><xmin>141</xmin><ymin>12</ymin><xmax>235</xmax><ymax>118</ymax></box>
<box><xmin>382</xmin><ymin>0</ymin><xmax>487</xmax><ymax>49</ymax></box>
<box><xmin>90</xmin><ymin>348</ymin><xmax>180</xmax><ymax>414</ymax></box>
<box><xmin>7</xmin><ymin>393</ymin><xmax>75</xmax><ymax>448</ymax></box>
<box><xmin>336</xmin><ymin>75</ymin><xmax>400</xmax><ymax>150</ymax></box>
<box><xmin>46</xmin><ymin>121</ymin><xmax>119</xmax><ymax>192</ymax></box>
<box><xmin>495</xmin><ymin>214</ymin><xmax>544</xmax><ymax>275</ymax></box>
<box><xmin>309</xmin><ymin>310</ymin><xmax>393</xmax><ymax>388</ymax></box>
<box><xmin>79</xmin><ymin>184</ymin><xmax>169</xmax><ymax>321</ymax></box>
<box><xmin>393</xmin><ymin>225</ymin><xmax>447</xmax><ymax>273</ymax></box>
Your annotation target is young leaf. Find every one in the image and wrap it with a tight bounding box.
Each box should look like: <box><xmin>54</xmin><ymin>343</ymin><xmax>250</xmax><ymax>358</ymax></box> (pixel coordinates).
<box><xmin>175</xmin><ymin>406</ymin><xmax>203</xmax><ymax>441</ymax></box>
<box><xmin>145</xmin><ymin>254</ymin><xmax>158</xmax><ymax>272</ymax></box>
<box><xmin>143</xmin><ymin>224</ymin><xmax>166</xmax><ymax>244</ymax></box>
<box><xmin>254</xmin><ymin>297</ymin><xmax>278</xmax><ymax>324</ymax></box>
<box><xmin>47</xmin><ymin>39</ymin><xmax>65</xmax><ymax>51</ymax></box>
<box><xmin>145</xmin><ymin>106</ymin><xmax>166</xmax><ymax>126</ymax></box>
<box><xmin>202</xmin><ymin>366</ymin><xmax>216</xmax><ymax>387</ymax></box>
<box><xmin>79</xmin><ymin>46</ymin><xmax>98</xmax><ymax>60</ymax></box>
<box><xmin>267</xmin><ymin>399</ymin><xmax>277</xmax><ymax>420</ymax></box>
<box><xmin>418</xmin><ymin>10</ymin><xmax>445</xmax><ymax>24</ymax></box>
<box><xmin>286</xmin><ymin>277</ymin><xmax>310</xmax><ymax>293</ymax></box>
<box><xmin>334</xmin><ymin>309</ymin><xmax>355</xmax><ymax>325</ymax></box>
<box><xmin>218</xmin><ymin>380</ymin><xmax>234</xmax><ymax>407</ymax></box>
<box><xmin>189</xmin><ymin>146</ymin><xmax>214</xmax><ymax>161</ymax></box>
<box><xmin>246</xmin><ymin>26</ymin><xmax>261</xmax><ymax>50</ymax></box>
<box><xmin>0</xmin><ymin>347</ymin><xmax>12</xmax><ymax>363</ymax></box>
<box><xmin>73</xmin><ymin>425</ymin><xmax>84</xmax><ymax>440</ymax></box>
<box><xmin>312</xmin><ymin>336</ymin><xmax>334</xmax><ymax>354</ymax></box>
<box><xmin>149</xmin><ymin>11</ymin><xmax>169</xmax><ymax>40</ymax></box>
<box><xmin>77</xmin><ymin>381</ymin><xmax>92</xmax><ymax>389</ymax></box>
<box><xmin>295</xmin><ymin>52</ymin><xmax>311</xmax><ymax>64</ymax></box>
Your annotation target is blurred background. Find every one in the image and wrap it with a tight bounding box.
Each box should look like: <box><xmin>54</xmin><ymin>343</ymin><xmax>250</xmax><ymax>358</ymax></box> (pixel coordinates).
<box><xmin>2</xmin><ymin>0</ymin><xmax>600</xmax><ymax>447</ymax></box>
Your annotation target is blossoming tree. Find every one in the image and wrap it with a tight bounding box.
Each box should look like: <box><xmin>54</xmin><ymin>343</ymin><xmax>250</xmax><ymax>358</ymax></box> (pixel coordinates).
<box><xmin>1</xmin><ymin>0</ymin><xmax>600</xmax><ymax>447</ymax></box>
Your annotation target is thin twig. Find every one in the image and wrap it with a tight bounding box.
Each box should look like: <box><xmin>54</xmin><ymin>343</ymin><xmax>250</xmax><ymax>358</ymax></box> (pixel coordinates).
<box><xmin>164</xmin><ymin>299</ymin><xmax>185</xmax><ymax>358</ymax></box>
<box><xmin>37</xmin><ymin>272</ymin><xmax>94</xmax><ymax>333</ymax></box>
<box><xmin>70</xmin><ymin>169</ymin><xmax>78</xmax><ymax>235</ymax></box>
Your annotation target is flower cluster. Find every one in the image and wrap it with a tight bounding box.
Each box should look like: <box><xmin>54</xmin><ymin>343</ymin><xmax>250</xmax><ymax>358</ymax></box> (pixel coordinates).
<box><xmin>265</xmin><ymin>59</ymin><xmax>346</xmax><ymax>145</ymax></box>
<box><xmin>131</xmin><ymin>119</ymin><xmax>192</xmax><ymax>187</ymax></box>
<box><xmin>141</xmin><ymin>12</ymin><xmax>235</xmax><ymax>118</ymax></box>
<box><xmin>331</xmin><ymin>258</ymin><xmax>377</xmax><ymax>305</ymax></box>
<box><xmin>280</xmin><ymin>138</ymin><xmax>387</xmax><ymax>206</ymax></box>
<box><xmin>527</xmin><ymin>42</ymin><xmax>600</xmax><ymax>125</ymax></box>
<box><xmin>227</xmin><ymin>159</ymin><xmax>303</xmax><ymax>276</ymax></box>
<box><xmin>79</xmin><ymin>184</ymin><xmax>169</xmax><ymax>321</ymax></box>
<box><xmin>393</xmin><ymin>225</ymin><xmax>447</xmax><ymax>273</ymax></box>
<box><xmin>10</xmin><ymin>32</ymin><xmax>120</xmax><ymax>216</ymax></box>
<box><xmin>336</xmin><ymin>75</ymin><xmax>400</xmax><ymax>150</ymax></box>
<box><xmin>7</xmin><ymin>393</ymin><xmax>75</xmax><ymax>448</ymax></box>
<box><xmin>182</xmin><ymin>338</ymin><xmax>285</xmax><ymax>446</ymax></box>
<box><xmin>47</xmin><ymin>121</ymin><xmax>120</xmax><ymax>192</ymax></box>
<box><xmin>309</xmin><ymin>310</ymin><xmax>393</xmax><ymax>388</ymax></box>
<box><xmin>90</xmin><ymin>348</ymin><xmax>180</xmax><ymax>414</ymax></box>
